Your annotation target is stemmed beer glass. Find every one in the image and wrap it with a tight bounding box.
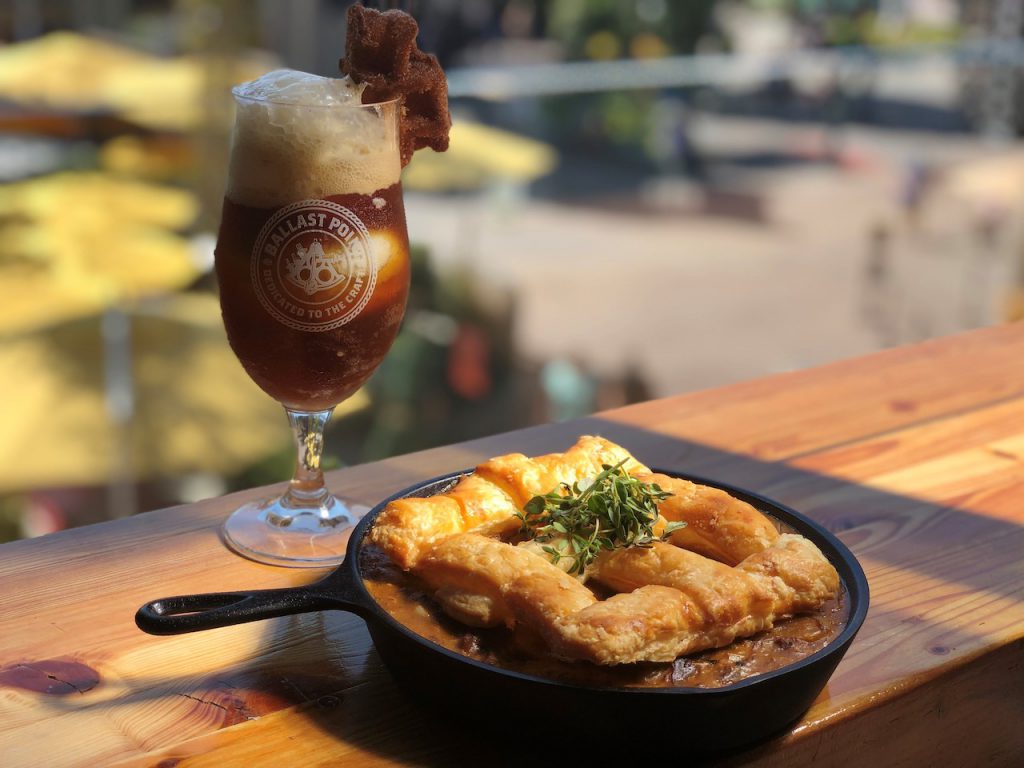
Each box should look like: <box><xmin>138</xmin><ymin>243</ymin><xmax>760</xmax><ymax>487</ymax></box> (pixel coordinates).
<box><xmin>214</xmin><ymin>72</ymin><xmax>410</xmax><ymax>567</ymax></box>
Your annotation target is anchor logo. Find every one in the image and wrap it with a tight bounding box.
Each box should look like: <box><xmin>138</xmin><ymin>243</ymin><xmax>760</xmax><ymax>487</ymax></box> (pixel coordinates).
<box><xmin>251</xmin><ymin>199</ymin><xmax>376</xmax><ymax>333</ymax></box>
<box><xmin>285</xmin><ymin>239</ymin><xmax>346</xmax><ymax>296</ymax></box>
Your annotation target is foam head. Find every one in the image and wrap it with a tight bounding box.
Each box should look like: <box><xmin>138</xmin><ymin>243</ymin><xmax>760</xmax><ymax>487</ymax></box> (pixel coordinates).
<box><xmin>227</xmin><ymin>69</ymin><xmax>401</xmax><ymax>207</ymax></box>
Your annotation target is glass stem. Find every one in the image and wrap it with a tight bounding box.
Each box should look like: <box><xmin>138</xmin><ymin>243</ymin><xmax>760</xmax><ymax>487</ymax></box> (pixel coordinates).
<box><xmin>281</xmin><ymin>407</ymin><xmax>334</xmax><ymax>513</ymax></box>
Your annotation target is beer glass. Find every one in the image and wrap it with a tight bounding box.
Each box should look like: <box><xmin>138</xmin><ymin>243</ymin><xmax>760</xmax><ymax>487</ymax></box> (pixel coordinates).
<box><xmin>214</xmin><ymin>76</ymin><xmax>410</xmax><ymax>567</ymax></box>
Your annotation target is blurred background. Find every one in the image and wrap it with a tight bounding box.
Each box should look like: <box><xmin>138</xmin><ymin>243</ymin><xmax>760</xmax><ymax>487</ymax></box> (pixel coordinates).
<box><xmin>2</xmin><ymin>0</ymin><xmax>1024</xmax><ymax>542</ymax></box>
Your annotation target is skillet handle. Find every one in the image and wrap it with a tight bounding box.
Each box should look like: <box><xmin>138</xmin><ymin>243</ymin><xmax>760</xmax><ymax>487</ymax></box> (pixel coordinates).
<box><xmin>135</xmin><ymin>585</ymin><xmax>337</xmax><ymax>635</ymax></box>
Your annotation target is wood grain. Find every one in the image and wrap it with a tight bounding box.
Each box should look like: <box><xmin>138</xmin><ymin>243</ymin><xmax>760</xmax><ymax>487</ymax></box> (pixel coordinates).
<box><xmin>2</xmin><ymin>323</ymin><xmax>1024</xmax><ymax>767</ymax></box>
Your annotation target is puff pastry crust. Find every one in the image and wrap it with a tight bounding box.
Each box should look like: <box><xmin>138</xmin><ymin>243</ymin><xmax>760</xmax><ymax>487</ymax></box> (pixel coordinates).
<box><xmin>641</xmin><ymin>472</ymin><xmax>781</xmax><ymax>565</ymax></box>
<box><xmin>370</xmin><ymin>437</ymin><xmax>841</xmax><ymax>665</ymax></box>
<box><xmin>416</xmin><ymin>532</ymin><xmax>838</xmax><ymax>664</ymax></box>
<box><xmin>369</xmin><ymin>435</ymin><xmax>649</xmax><ymax>568</ymax></box>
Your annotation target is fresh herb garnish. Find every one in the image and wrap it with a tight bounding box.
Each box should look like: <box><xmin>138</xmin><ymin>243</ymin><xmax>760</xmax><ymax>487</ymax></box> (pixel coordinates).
<box><xmin>515</xmin><ymin>459</ymin><xmax>686</xmax><ymax>575</ymax></box>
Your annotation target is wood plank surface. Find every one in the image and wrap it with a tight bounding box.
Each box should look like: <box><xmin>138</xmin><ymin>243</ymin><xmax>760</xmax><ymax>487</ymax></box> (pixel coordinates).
<box><xmin>2</xmin><ymin>324</ymin><xmax>1024</xmax><ymax>766</ymax></box>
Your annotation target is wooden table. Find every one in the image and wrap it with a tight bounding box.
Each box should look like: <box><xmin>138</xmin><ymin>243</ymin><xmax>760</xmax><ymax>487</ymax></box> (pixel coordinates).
<box><xmin>2</xmin><ymin>324</ymin><xmax>1024</xmax><ymax>767</ymax></box>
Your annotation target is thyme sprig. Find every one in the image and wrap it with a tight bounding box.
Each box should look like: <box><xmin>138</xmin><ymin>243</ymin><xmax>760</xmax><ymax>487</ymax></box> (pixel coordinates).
<box><xmin>515</xmin><ymin>459</ymin><xmax>686</xmax><ymax>575</ymax></box>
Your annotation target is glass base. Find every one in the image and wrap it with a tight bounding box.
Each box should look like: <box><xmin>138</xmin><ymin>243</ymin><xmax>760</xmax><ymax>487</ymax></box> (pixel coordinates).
<box><xmin>222</xmin><ymin>492</ymin><xmax>368</xmax><ymax>568</ymax></box>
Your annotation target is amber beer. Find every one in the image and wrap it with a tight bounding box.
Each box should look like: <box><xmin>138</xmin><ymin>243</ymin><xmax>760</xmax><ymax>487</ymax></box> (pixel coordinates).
<box><xmin>215</xmin><ymin>77</ymin><xmax>410</xmax><ymax>412</ymax></box>
<box><xmin>216</xmin><ymin>184</ymin><xmax>409</xmax><ymax>411</ymax></box>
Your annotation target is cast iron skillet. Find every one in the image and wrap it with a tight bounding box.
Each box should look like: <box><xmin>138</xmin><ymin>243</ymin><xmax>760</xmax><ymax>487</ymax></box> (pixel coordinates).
<box><xmin>137</xmin><ymin>469</ymin><xmax>869</xmax><ymax>755</ymax></box>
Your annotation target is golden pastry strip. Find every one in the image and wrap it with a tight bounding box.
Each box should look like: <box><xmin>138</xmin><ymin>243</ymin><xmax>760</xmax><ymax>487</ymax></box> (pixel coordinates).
<box><xmin>640</xmin><ymin>473</ymin><xmax>781</xmax><ymax>565</ymax></box>
<box><xmin>415</xmin><ymin>533</ymin><xmax>838</xmax><ymax>665</ymax></box>
<box><xmin>368</xmin><ymin>435</ymin><xmax>650</xmax><ymax>568</ymax></box>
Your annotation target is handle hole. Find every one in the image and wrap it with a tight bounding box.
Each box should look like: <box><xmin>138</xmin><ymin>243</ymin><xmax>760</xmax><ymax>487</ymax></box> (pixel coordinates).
<box><xmin>151</xmin><ymin>593</ymin><xmax>250</xmax><ymax>617</ymax></box>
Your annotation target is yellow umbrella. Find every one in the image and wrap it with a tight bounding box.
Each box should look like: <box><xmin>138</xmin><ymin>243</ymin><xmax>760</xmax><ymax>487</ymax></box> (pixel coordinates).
<box><xmin>0</xmin><ymin>172</ymin><xmax>200</xmax><ymax>335</ymax></box>
<box><xmin>0</xmin><ymin>292</ymin><xmax>367</xmax><ymax>494</ymax></box>
<box><xmin>0</xmin><ymin>31</ymin><xmax>151</xmax><ymax>108</ymax></box>
<box><xmin>0</xmin><ymin>31</ymin><xmax>267</xmax><ymax>132</ymax></box>
<box><xmin>402</xmin><ymin>119</ymin><xmax>558</xmax><ymax>191</ymax></box>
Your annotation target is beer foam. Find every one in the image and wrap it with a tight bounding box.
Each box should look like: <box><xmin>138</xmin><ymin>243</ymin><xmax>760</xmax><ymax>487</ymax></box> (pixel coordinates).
<box><xmin>227</xmin><ymin>69</ymin><xmax>401</xmax><ymax>207</ymax></box>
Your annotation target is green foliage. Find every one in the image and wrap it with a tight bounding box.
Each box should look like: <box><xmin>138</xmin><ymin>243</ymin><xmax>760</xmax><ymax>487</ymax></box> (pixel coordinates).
<box><xmin>547</xmin><ymin>0</ymin><xmax>716</xmax><ymax>60</ymax></box>
<box><xmin>516</xmin><ymin>460</ymin><xmax>685</xmax><ymax>575</ymax></box>
<box><xmin>0</xmin><ymin>496</ymin><xmax>25</xmax><ymax>543</ymax></box>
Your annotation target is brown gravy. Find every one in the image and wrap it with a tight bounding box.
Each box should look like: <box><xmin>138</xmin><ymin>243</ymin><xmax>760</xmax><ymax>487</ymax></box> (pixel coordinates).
<box><xmin>361</xmin><ymin>524</ymin><xmax>848</xmax><ymax>689</ymax></box>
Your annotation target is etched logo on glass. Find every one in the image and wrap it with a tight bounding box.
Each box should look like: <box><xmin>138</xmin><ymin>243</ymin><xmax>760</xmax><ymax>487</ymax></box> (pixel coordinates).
<box><xmin>251</xmin><ymin>199</ymin><xmax>377</xmax><ymax>332</ymax></box>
